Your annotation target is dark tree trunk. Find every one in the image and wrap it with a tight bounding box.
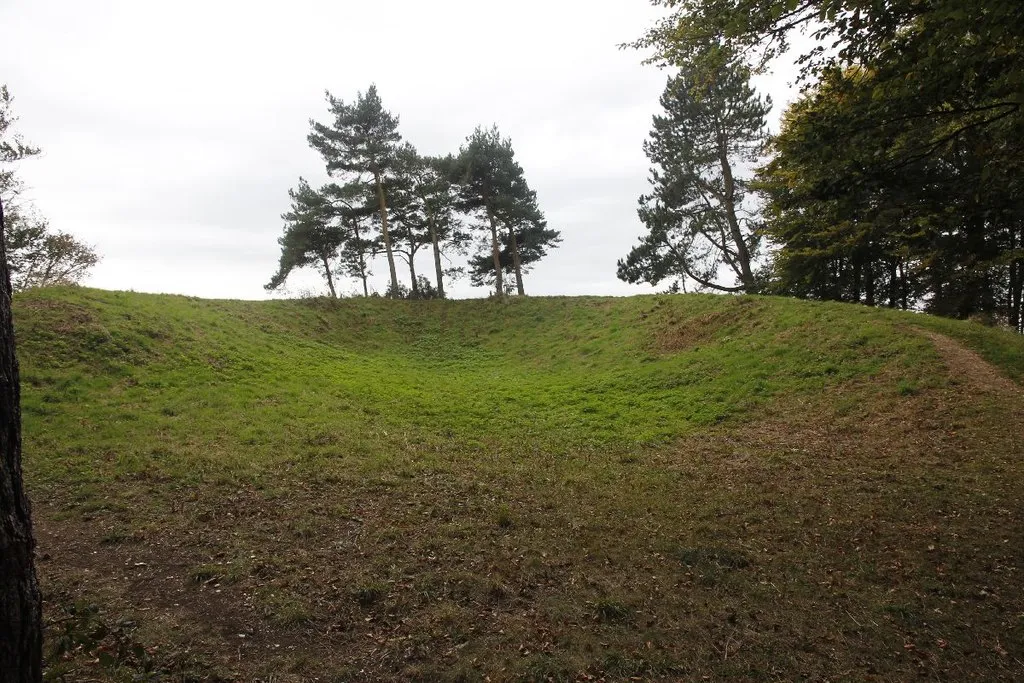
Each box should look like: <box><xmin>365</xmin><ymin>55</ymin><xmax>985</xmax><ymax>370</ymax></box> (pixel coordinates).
<box><xmin>1015</xmin><ymin>259</ymin><xmax>1022</xmax><ymax>333</ymax></box>
<box><xmin>1008</xmin><ymin>225</ymin><xmax>1021</xmax><ymax>333</ymax></box>
<box><xmin>1013</xmin><ymin>251</ymin><xmax>1022</xmax><ymax>334</ymax></box>
<box><xmin>0</xmin><ymin>194</ymin><xmax>43</xmax><ymax>682</ymax></box>
<box><xmin>888</xmin><ymin>259</ymin><xmax>898</xmax><ymax>308</ymax></box>
<box><xmin>407</xmin><ymin>241</ymin><xmax>419</xmax><ymax>295</ymax></box>
<box><xmin>352</xmin><ymin>220</ymin><xmax>369</xmax><ymax>298</ymax></box>
<box><xmin>899</xmin><ymin>260</ymin><xmax>909</xmax><ymax>310</ymax></box>
<box><xmin>852</xmin><ymin>254</ymin><xmax>862</xmax><ymax>304</ymax></box>
<box><xmin>865</xmin><ymin>259</ymin><xmax>876</xmax><ymax>307</ymax></box>
<box><xmin>508</xmin><ymin>228</ymin><xmax>525</xmax><ymax>296</ymax></box>
<box><xmin>717</xmin><ymin>132</ymin><xmax>755</xmax><ymax>292</ymax></box>
<box><xmin>427</xmin><ymin>209</ymin><xmax>445</xmax><ymax>299</ymax></box>
<box><xmin>374</xmin><ymin>173</ymin><xmax>399</xmax><ymax>295</ymax></box>
<box><xmin>486</xmin><ymin>208</ymin><xmax>503</xmax><ymax>297</ymax></box>
<box><xmin>320</xmin><ymin>255</ymin><xmax>337</xmax><ymax>299</ymax></box>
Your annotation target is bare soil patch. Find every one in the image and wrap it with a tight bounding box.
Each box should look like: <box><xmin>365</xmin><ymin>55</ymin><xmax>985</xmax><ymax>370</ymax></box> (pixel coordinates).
<box><xmin>920</xmin><ymin>329</ymin><xmax>1021</xmax><ymax>395</ymax></box>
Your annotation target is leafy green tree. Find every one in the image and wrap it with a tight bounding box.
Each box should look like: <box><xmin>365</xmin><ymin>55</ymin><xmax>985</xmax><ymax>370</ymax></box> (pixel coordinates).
<box><xmin>6</xmin><ymin>219</ymin><xmax>100</xmax><ymax>291</ymax></box>
<box><xmin>619</xmin><ymin>48</ymin><xmax>769</xmax><ymax>293</ymax></box>
<box><xmin>756</xmin><ymin>68</ymin><xmax>922</xmax><ymax>307</ymax></box>
<box><xmin>638</xmin><ymin>1</ymin><xmax>1023</xmax><ymax>329</ymax></box>
<box><xmin>265</xmin><ymin>178</ymin><xmax>345</xmax><ymax>297</ymax></box>
<box><xmin>635</xmin><ymin>0</ymin><xmax>1022</xmax><ymax>104</ymax></box>
<box><xmin>308</xmin><ymin>85</ymin><xmax>403</xmax><ymax>295</ymax></box>
<box><xmin>759</xmin><ymin>63</ymin><xmax>1024</xmax><ymax>329</ymax></box>
<box><xmin>451</xmin><ymin>126</ymin><xmax>558</xmax><ymax>296</ymax></box>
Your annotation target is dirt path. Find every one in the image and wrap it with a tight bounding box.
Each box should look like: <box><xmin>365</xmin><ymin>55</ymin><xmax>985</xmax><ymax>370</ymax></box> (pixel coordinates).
<box><xmin>919</xmin><ymin>329</ymin><xmax>1021</xmax><ymax>396</ymax></box>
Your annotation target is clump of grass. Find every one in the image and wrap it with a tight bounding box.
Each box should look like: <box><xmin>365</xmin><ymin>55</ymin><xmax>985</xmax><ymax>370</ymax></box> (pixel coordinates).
<box><xmin>259</xmin><ymin>589</ymin><xmax>312</xmax><ymax>627</ymax></box>
<box><xmin>484</xmin><ymin>579</ymin><xmax>509</xmax><ymax>603</ymax></box>
<box><xmin>287</xmin><ymin>519</ymin><xmax>319</xmax><ymax>539</ymax></box>
<box><xmin>594</xmin><ymin>600</ymin><xmax>631</xmax><ymax>623</ymax></box>
<box><xmin>188</xmin><ymin>560</ymin><xmax>246</xmax><ymax>585</ymax></box>
<box><xmin>352</xmin><ymin>582</ymin><xmax>387</xmax><ymax>608</ymax></box>
<box><xmin>494</xmin><ymin>504</ymin><xmax>514</xmax><ymax>529</ymax></box>
<box><xmin>896</xmin><ymin>379</ymin><xmax>919</xmax><ymax>396</ymax></box>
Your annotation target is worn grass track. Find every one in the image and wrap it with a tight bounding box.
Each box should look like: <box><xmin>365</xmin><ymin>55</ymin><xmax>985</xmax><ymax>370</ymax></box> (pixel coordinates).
<box><xmin>13</xmin><ymin>287</ymin><xmax>1024</xmax><ymax>681</ymax></box>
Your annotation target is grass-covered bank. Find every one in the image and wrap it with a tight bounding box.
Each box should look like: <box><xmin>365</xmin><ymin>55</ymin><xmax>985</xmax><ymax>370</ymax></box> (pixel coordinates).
<box><xmin>14</xmin><ymin>288</ymin><xmax>1024</xmax><ymax>681</ymax></box>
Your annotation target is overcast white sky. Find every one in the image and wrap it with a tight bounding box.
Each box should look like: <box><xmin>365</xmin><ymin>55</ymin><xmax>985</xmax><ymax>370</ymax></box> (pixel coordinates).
<box><xmin>1</xmin><ymin>0</ymin><xmax>801</xmax><ymax>300</ymax></box>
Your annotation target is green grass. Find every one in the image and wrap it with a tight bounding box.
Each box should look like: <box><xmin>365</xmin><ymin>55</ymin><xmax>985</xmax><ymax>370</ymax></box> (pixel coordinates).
<box><xmin>14</xmin><ymin>287</ymin><xmax>1024</xmax><ymax>681</ymax></box>
<box><xmin>15</xmin><ymin>289</ymin><xmax>957</xmax><ymax>487</ymax></box>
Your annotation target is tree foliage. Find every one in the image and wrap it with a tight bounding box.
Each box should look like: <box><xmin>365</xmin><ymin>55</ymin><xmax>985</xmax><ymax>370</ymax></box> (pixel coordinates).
<box><xmin>758</xmin><ymin>64</ymin><xmax>1023</xmax><ymax>326</ymax></box>
<box><xmin>389</xmin><ymin>147</ymin><xmax>469</xmax><ymax>298</ymax></box>
<box><xmin>265</xmin><ymin>178</ymin><xmax>346</xmax><ymax>297</ymax></box>
<box><xmin>618</xmin><ymin>47</ymin><xmax>769</xmax><ymax>293</ymax></box>
<box><xmin>308</xmin><ymin>85</ymin><xmax>403</xmax><ymax>294</ymax></box>
<box><xmin>1</xmin><ymin>85</ymin><xmax>98</xmax><ymax>292</ymax></box>
<box><xmin>279</xmin><ymin>93</ymin><xmax>556</xmax><ymax>299</ymax></box>
<box><xmin>636</xmin><ymin>1</ymin><xmax>1024</xmax><ymax>330</ymax></box>
<box><xmin>451</xmin><ymin>126</ymin><xmax>559</xmax><ymax>296</ymax></box>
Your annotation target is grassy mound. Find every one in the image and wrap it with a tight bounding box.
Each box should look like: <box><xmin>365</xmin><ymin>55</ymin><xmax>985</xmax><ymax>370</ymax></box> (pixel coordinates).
<box><xmin>14</xmin><ymin>287</ymin><xmax>1024</xmax><ymax>681</ymax></box>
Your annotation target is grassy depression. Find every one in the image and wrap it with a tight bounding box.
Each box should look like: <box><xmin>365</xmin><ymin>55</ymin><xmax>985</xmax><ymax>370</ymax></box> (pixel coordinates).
<box><xmin>13</xmin><ymin>287</ymin><xmax>1024</xmax><ymax>681</ymax></box>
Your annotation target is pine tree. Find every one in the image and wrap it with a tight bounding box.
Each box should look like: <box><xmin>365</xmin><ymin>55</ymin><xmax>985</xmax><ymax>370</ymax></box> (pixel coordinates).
<box><xmin>322</xmin><ymin>181</ymin><xmax>377</xmax><ymax>297</ymax></box>
<box><xmin>308</xmin><ymin>85</ymin><xmax>403</xmax><ymax>295</ymax></box>
<box><xmin>403</xmin><ymin>152</ymin><xmax>468</xmax><ymax>298</ymax></box>
<box><xmin>468</xmin><ymin>220</ymin><xmax>562</xmax><ymax>292</ymax></box>
<box><xmin>265</xmin><ymin>178</ymin><xmax>345</xmax><ymax>297</ymax></box>
<box><xmin>618</xmin><ymin>48</ymin><xmax>769</xmax><ymax>293</ymax></box>
<box><xmin>451</xmin><ymin>126</ymin><xmax>558</xmax><ymax>296</ymax></box>
<box><xmin>387</xmin><ymin>144</ymin><xmax>434</xmax><ymax>297</ymax></box>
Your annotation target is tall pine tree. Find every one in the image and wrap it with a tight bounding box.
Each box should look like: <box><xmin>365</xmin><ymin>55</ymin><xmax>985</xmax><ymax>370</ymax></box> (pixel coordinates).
<box><xmin>451</xmin><ymin>126</ymin><xmax>558</xmax><ymax>296</ymax></box>
<box><xmin>308</xmin><ymin>85</ymin><xmax>403</xmax><ymax>295</ymax></box>
<box><xmin>619</xmin><ymin>47</ymin><xmax>769</xmax><ymax>293</ymax></box>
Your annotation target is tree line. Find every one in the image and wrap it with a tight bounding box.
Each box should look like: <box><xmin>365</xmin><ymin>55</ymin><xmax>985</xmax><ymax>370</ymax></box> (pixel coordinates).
<box><xmin>620</xmin><ymin>0</ymin><xmax>1023</xmax><ymax>333</ymax></box>
<box><xmin>266</xmin><ymin>86</ymin><xmax>561</xmax><ymax>299</ymax></box>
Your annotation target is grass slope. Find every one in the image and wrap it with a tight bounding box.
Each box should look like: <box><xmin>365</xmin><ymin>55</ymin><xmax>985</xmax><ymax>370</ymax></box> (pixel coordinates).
<box><xmin>14</xmin><ymin>287</ymin><xmax>1024</xmax><ymax>681</ymax></box>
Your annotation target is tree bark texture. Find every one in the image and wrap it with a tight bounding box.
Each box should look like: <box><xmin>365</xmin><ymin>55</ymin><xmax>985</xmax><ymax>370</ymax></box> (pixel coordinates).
<box><xmin>0</xmin><ymin>194</ymin><xmax>43</xmax><ymax>682</ymax></box>
<box><xmin>716</xmin><ymin>131</ymin><xmax>755</xmax><ymax>291</ymax></box>
<box><xmin>352</xmin><ymin>220</ymin><xmax>369</xmax><ymax>298</ymax></box>
<box><xmin>486</xmin><ymin>208</ymin><xmax>503</xmax><ymax>297</ymax></box>
<box><xmin>509</xmin><ymin>228</ymin><xmax>525</xmax><ymax>296</ymax></box>
<box><xmin>427</xmin><ymin>210</ymin><xmax>445</xmax><ymax>299</ymax></box>
<box><xmin>407</xmin><ymin>240</ymin><xmax>419</xmax><ymax>295</ymax></box>
<box><xmin>374</xmin><ymin>174</ymin><xmax>400</xmax><ymax>295</ymax></box>
<box><xmin>320</xmin><ymin>255</ymin><xmax>337</xmax><ymax>298</ymax></box>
